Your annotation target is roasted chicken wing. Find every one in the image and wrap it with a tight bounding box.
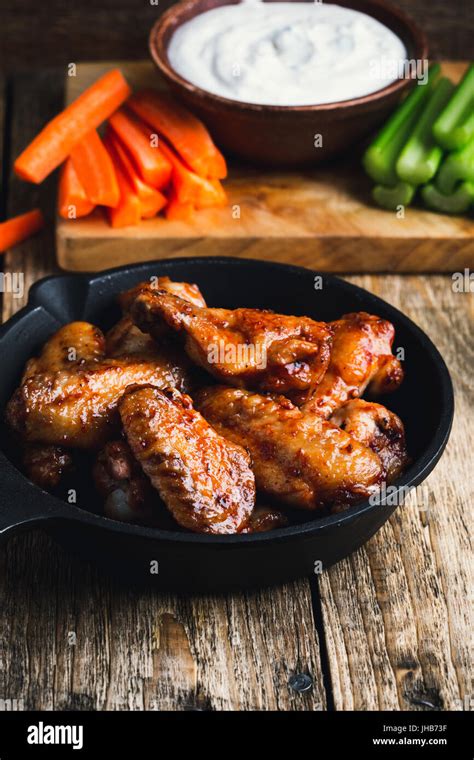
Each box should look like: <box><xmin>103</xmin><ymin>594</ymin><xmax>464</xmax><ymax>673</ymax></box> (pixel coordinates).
<box><xmin>7</xmin><ymin>356</ymin><xmax>191</xmax><ymax>449</ymax></box>
<box><xmin>119</xmin><ymin>385</ymin><xmax>255</xmax><ymax>534</ymax></box>
<box><xmin>196</xmin><ymin>386</ymin><xmax>384</xmax><ymax>511</ymax></box>
<box><xmin>130</xmin><ymin>289</ymin><xmax>333</xmax><ymax>400</ymax></box>
<box><xmin>119</xmin><ymin>276</ymin><xmax>207</xmax><ymax>314</ymax></box>
<box><xmin>302</xmin><ymin>312</ymin><xmax>403</xmax><ymax>417</ymax></box>
<box><xmin>22</xmin><ymin>321</ymin><xmax>106</xmax><ymax>381</ymax></box>
<box><xmin>330</xmin><ymin>399</ymin><xmax>409</xmax><ymax>482</ymax></box>
<box><xmin>19</xmin><ymin>322</ymin><xmax>107</xmax><ymax>487</ymax></box>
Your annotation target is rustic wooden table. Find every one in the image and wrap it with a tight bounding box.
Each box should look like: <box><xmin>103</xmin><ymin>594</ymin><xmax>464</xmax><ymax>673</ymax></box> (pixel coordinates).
<box><xmin>0</xmin><ymin>69</ymin><xmax>471</xmax><ymax>712</ymax></box>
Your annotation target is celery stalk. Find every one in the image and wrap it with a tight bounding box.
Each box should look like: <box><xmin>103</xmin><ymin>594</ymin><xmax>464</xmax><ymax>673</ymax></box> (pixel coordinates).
<box><xmin>372</xmin><ymin>182</ymin><xmax>416</xmax><ymax>211</ymax></box>
<box><xmin>363</xmin><ymin>63</ymin><xmax>441</xmax><ymax>186</ymax></box>
<box><xmin>435</xmin><ymin>133</ymin><xmax>474</xmax><ymax>194</ymax></box>
<box><xmin>396</xmin><ymin>78</ymin><xmax>455</xmax><ymax>185</ymax></box>
<box><xmin>433</xmin><ymin>64</ymin><xmax>474</xmax><ymax>150</ymax></box>
<box><xmin>421</xmin><ymin>181</ymin><xmax>474</xmax><ymax>214</ymax></box>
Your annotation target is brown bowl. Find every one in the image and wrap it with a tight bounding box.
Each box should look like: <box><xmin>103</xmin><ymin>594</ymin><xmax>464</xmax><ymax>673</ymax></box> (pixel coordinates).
<box><xmin>149</xmin><ymin>0</ymin><xmax>428</xmax><ymax>167</ymax></box>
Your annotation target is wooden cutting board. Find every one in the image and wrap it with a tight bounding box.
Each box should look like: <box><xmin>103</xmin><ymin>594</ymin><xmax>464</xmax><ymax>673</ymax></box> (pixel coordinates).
<box><xmin>56</xmin><ymin>61</ymin><xmax>474</xmax><ymax>273</ymax></box>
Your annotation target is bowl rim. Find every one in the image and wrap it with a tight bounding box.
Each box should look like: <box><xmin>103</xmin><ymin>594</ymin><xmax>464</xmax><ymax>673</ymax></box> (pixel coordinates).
<box><xmin>0</xmin><ymin>257</ymin><xmax>454</xmax><ymax>547</ymax></box>
<box><xmin>149</xmin><ymin>0</ymin><xmax>429</xmax><ymax>113</ymax></box>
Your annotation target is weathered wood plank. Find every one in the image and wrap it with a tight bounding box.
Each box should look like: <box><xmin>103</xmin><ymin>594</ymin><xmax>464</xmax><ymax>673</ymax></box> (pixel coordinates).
<box><xmin>1</xmin><ymin>532</ymin><xmax>326</xmax><ymax>710</ymax></box>
<box><xmin>319</xmin><ymin>275</ymin><xmax>473</xmax><ymax>711</ymax></box>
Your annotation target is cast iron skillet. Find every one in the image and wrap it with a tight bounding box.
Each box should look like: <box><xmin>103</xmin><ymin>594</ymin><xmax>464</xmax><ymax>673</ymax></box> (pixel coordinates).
<box><xmin>0</xmin><ymin>258</ymin><xmax>454</xmax><ymax>591</ymax></box>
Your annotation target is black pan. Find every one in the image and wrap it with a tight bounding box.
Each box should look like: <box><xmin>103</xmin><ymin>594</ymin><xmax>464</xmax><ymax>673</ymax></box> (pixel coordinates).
<box><xmin>0</xmin><ymin>258</ymin><xmax>454</xmax><ymax>591</ymax></box>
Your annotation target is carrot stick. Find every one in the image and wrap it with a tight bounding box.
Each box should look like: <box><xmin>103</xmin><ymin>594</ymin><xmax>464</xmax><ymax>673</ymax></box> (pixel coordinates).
<box><xmin>0</xmin><ymin>209</ymin><xmax>45</xmax><ymax>253</ymax></box>
<box><xmin>58</xmin><ymin>159</ymin><xmax>95</xmax><ymax>219</ymax></box>
<box><xmin>108</xmin><ymin>109</ymin><xmax>172</xmax><ymax>189</ymax></box>
<box><xmin>104</xmin><ymin>129</ymin><xmax>166</xmax><ymax>218</ymax></box>
<box><xmin>128</xmin><ymin>89</ymin><xmax>227</xmax><ymax>179</ymax></box>
<box><xmin>153</xmin><ymin>135</ymin><xmax>227</xmax><ymax>209</ymax></box>
<box><xmin>70</xmin><ymin>130</ymin><xmax>119</xmax><ymax>207</ymax></box>
<box><xmin>103</xmin><ymin>141</ymin><xmax>141</xmax><ymax>228</ymax></box>
<box><xmin>14</xmin><ymin>69</ymin><xmax>131</xmax><ymax>184</ymax></box>
<box><xmin>164</xmin><ymin>193</ymin><xmax>195</xmax><ymax>222</ymax></box>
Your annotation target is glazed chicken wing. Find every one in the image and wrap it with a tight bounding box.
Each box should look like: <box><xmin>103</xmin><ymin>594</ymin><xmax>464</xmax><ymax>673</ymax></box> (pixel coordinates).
<box><xmin>196</xmin><ymin>386</ymin><xmax>384</xmax><ymax>511</ymax></box>
<box><xmin>22</xmin><ymin>321</ymin><xmax>106</xmax><ymax>381</ymax></box>
<box><xmin>7</xmin><ymin>356</ymin><xmax>190</xmax><ymax>449</ymax></box>
<box><xmin>119</xmin><ymin>385</ymin><xmax>255</xmax><ymax>534</ymax></box>
<box><xmin>330</xmin><ymin>399</ymin><xmax>409</xmax><ymax>482</ymax></box>
<box><xmin>130</xmin><ymin>289</ymin><xmax>332</xmax><ymax>400</ymax></box>
<box><xmin>302</xmin><ymin>312</ymin><xmax>404</xmax><ymax>417</ymax></box>
<box><xmin>20</xmin><ymin>322</ymin><xmax>107</xmax><ymax>486</ymax></box>
<box><xmin>119</xmin><ymin>276</ymin><xmax>207</xmax><ymax>314</ymax></box>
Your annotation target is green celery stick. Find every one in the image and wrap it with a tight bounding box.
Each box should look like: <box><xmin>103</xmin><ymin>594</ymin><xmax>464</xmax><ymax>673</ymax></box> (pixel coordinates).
<box><xmin>433</xmin><ymin>64</ymin><xmax>474</xmax><ymax>150</ymax></box>
<box><xmin>372</xmin><ymin>182</ymin><xmax>416</xmax><ymax>211</ymax></box>
<box><xmin>421</xmin><ymin>181</ymin><xmax>474</xmax><ymax>214</ymax></box>
<box><xmin>396</xmin><ymin>77</ymin><xmax>455</xmax><ymax>185</ymax></box>
<box><xmin>435</xmin><ymin>133</ymin><xmax>474</xmax><ymax>194</ymax></box>
<box><xmin>363</xmin><ymin>63</ymin><xmax>441</xmax><ymax>186</ymax></box>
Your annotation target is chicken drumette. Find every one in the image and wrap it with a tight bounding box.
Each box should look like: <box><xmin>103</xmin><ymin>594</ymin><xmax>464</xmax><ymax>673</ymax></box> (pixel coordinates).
<box><xmin>119</xmin><ymin>385</ymin><xmax>255</xmax><ymax>534</ymax></box>
<box><xmin>130</xmin><ymin>289</ymin><xmax>333</xmax><ymax>400</ymax></box>
<box><xmin>196</xmin><ymin>386</ymin><xmax>384</xmax><ymax>511</ymax></box>
<box><xmin>119</xmin><ymin>275</ymin><xmax>207</xmax><ymax>312</ymax></box>
<box><xmin>330</xmin><ymin>399</ymin><xmax>409</xmax><ymax>482</ymax></box>
<box><xmin>301</xmin><ymin>312</ymin><xmax>404</xmax><ymax>416</ymax></box>
<box><xmin>19</xmin><ymin>321</ymin><xmax>106</xmax><ymax>487</ymax></box>
<box><xmin>7</xmin><ymin>356</ymin><xmax>192</xmax><ymax>450</ymax></box>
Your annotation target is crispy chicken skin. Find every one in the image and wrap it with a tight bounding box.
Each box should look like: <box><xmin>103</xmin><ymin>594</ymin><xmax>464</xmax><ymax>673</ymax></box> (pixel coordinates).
<box><xmin>119</xmin><ymin>276</ymin><xmax>207</xmax><ymax>314</ymax></box>
<box><xmin>330</xmin><ymin>399</ymin><xmax>409</xmax><ymax>482</ymax></box>
<box><xmin>302</xmin><ymin>312</ymin><xmax>404</xmax><ymax>417</ymax></box>
<box><xmin>22</xmin><ymin>321</ymin><xmax>105</xmax><ymax>381</ymax></box>
<box><xmin>7</xmin><ymin>358</ymin><xmax>190</xmax><ymax>449</ymax></box>
<box><xmin>119</xmin><ymin>385</ymin><xmax>255</xmax><ymax>534</ymax></box>
<box><xmin>130</xmin><ymin>289</ymin><xmax>333</xmax><ymax>400</ymax></box>
<box><xmin>196</xmin><ymin>387</ymin><xmax>384</xmax><ymax>511</ymax></box>
<box><xmin>20</xmin><ymin>322</ymin><xmax>106</xmax><ymax>487</ymax></box>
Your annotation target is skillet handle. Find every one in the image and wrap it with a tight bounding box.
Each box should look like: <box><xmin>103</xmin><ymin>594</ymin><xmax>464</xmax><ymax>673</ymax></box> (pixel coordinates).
<box><xmin>0</xmin><ymin>454</ymin><xmax>73</xmax><ymax>542</ymax></box>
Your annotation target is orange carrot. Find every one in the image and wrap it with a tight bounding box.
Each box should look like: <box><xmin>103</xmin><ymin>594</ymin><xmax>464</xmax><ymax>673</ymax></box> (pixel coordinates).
<box><xmin>156</xmin><ymin>136</ymin><xmax>227</xmax><ymax>209</ymax></box>
<box><xmin>164</xmin><ymin>193</ymin><xmax>195</xmax><ymax>222</ymax></box>
<box><xmin>0</xmin><ymin>209</ymin><xmax>45</xmax><ymax>252</ymax></box>
<box><xmin>108</xmin><ymin>109</ymin><xmax>172</xmax><ymax>189</ymax></box>
<box><xmin>104</xmin><ymin>143</ymin><xmax>141</xmax><ymax>228</ymax></box>
<box><xmin>104</xmin><ymin>130</ymin><xmax>166</xmax><ymax>219</ymax></box>
<box><xmin>58</xmin><ymin>159</ymin><xmax>95</xmax><ymax>219</ymax></box>
<box><xmin>70</xmin><ymin>130</ymin><xmax>119</xmax><ymax>207</ymax></box>
<box><xmin>14</xmin><ymin>70</ymin><xmax>131</xmax><ymax>184</ymax></box>
<box><xmin>128</xmin><ymin>89</ymin><xmax>227</xmax><ymax>179</ymax></box>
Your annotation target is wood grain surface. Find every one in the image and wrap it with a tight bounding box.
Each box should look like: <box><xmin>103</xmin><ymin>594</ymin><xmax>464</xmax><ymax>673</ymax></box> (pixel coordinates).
<box><xmin>56</xmin><ymin>61</ymin><xmax>474</xmax><ymax>274</ymax></box>
<box><xmin>0</xmin><ymin>69</ymin><xmax>471</xmax><ymax>713</ymax></box>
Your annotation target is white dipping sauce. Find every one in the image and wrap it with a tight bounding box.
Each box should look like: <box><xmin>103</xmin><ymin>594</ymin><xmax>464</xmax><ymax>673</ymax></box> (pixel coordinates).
<box><xmin>168</xmin><ymin>0</ymin><xmax>407</xmax><ymax>106</ymax></box>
